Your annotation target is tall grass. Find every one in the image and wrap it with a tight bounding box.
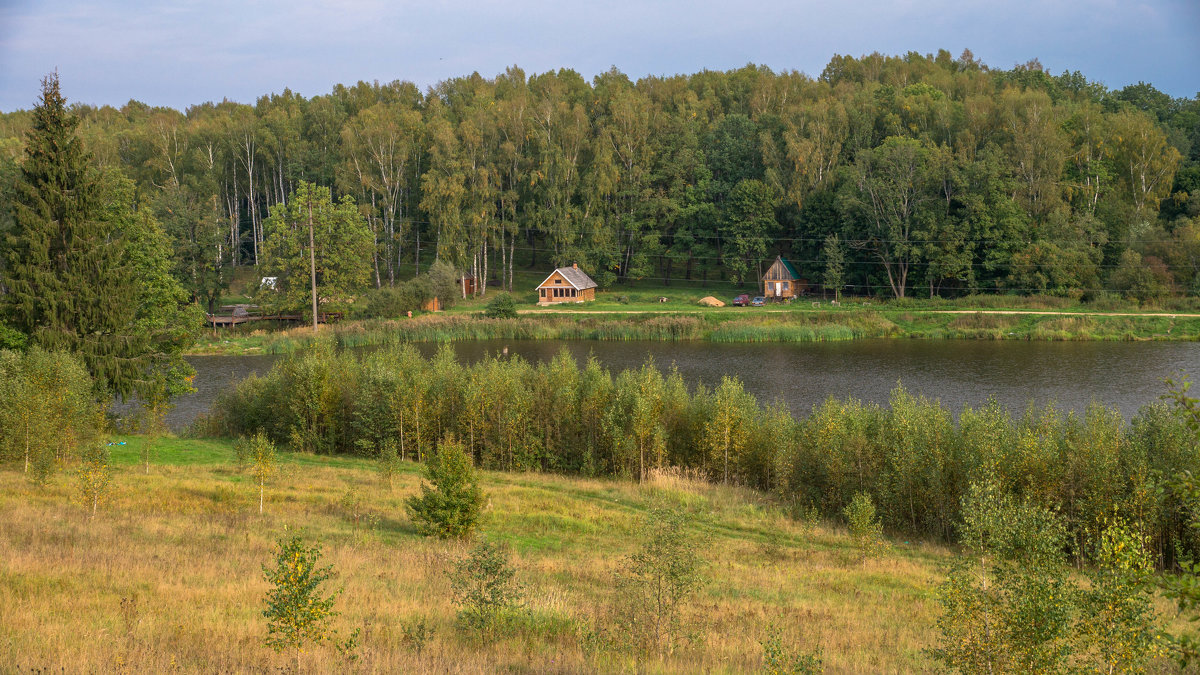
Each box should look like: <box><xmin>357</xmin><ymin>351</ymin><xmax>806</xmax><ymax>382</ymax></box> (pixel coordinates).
<box><xmin>0</xmin><ymin>442</ymin><xmax>952</xmax><ymax>673</ymax></box>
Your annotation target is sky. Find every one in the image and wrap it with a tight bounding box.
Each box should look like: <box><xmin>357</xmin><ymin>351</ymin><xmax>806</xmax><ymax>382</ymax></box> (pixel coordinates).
<box><xmin>0</xmin><ymin>0</ymin><xmax>1197</xmax><ymax>112</ymax></box>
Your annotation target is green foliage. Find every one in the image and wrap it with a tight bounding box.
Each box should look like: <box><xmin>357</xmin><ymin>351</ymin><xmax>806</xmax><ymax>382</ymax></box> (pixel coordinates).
<box><xmin>261</xmin><ymin>535</ymin><xmax>340</xmax><ymax>655</ymax></box>
<box><xmin>3</xmin><ymin>55</ymin><xmax>1196</xmax><ymax>308</ymax></box>
<box><xmin>212</xmin><ymin>345</ymin><xmax>1200</xmax><ymax>565</ymax></box>
<box><xmin>236</xmin><ymin>432</ymin><xmax>277</xmax><ymax>515</ymax></box>
<box><xmin>1162</xmin><ymin>377</ymin><xmax>1200</xmax><ymax>665</ymax></box>
<box><xmin>376</xmin><ymin>439</ymin><xmax>402</xmax><ymax>490</ymax></box>
<box><xmin>483</xmin><ymin>293</ymin><xmax>518</xmax><ymax>319</ymax></box>
<box><xmin>260</xmin><ymin>180</ymin><xmax>373</xmax><ymax>319</ymax></box>
<box><xmin>74</xmin><ymin>443</ymin><xmax>111</xmax><ymax>519</ymax></box>
<box><xmin>0</xmin><ymin>348</ymin><xmax>99</xmax><ymax>483</ymax></box>
<box><xmin>405</xmin><ymin>437</ymin><xmax>485</xmax><ymax>538</ymax></box>
<box><xmin>761</xmin><ymin>627</ymin><xmax>824</xmax><ymax>674</ymax></box>
<box><xmin>821</xmin><ymin>234</ymin><xmax>845</xmax><ymax>302</ymax></box>
<box><xmin>2</xmin><ymin>74</ymin><xmax>198</xmax><ymax>400</ymax></box>
<box><xmin>1076</xmin><ymin>518</ymin><xmax>1164</xmax><ymax>670</ymax></box>
<box><xmin>843</xmin><ymin>492</ymin><xmax>885</xmax><ymax>562</ymax></box>
<box><xmin>931</xmin><ymin>479</ymin><xmax>1074</xmax><ymax>673</ymax></box>
<box><xmin>448</xmin><ymin>539</ymin><xmax>524</xmax><ymax>639</ymax></box>
<box><xmin>616</xmin><ymin>504</ymin><xmax>706</xmax><ymax>655</ymax></box>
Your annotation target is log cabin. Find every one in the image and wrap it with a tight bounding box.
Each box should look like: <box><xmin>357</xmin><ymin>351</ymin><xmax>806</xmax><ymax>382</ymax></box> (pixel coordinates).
<box><xmin>536</xmin><ymin>263</ymin><xmax>598</xmax><ymax>305</ymax></box>
<box><xmin>762</xmin><ymin>255</ymin><xmax>806</xmax><ymax>301</ymax></box>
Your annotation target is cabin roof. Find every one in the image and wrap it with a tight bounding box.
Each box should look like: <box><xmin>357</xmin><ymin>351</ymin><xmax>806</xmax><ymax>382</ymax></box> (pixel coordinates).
<box><xmin>763</xmin><ymin>256</ymin><xmax>799</xmax><ymax>280</ymax></box>
<box><xmin>537</xmin><ymin>266</ymin><xmax>597</xmax><ymax>290</ymax></box>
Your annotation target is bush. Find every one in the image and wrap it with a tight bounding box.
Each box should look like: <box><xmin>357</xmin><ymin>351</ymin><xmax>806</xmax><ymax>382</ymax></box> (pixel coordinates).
<box><xmin>405</xmin><ymin>438</ymin><xmax>485</xmax><ymax>538</ymax></box>
<box><xmin>262</xmin><ymin>535</ymin><xmax>342</xmax><ymax>659</ymax></box>
<box><xmin>616</xmin><ymin>504</ymin><xmax>706</xmax><ymax>655</ymax></box>
<box><xmin>448</xmin><ymin>539</ymin><xmax>524</xmax><ymax>639</ymax></box>
<box><xmin>484</xmin><ymin>293</ymin><xmax>518</xmax><ymax>319</ymax></box>
<box><xmin>843</xmin><ymin>492</ymin><xmax>885</xmax><ymax>563</ymax></box>
<box><xmin>762</xmin><ymin>627</ymin><xmax>824</xmax><ymax>674</ymax></box>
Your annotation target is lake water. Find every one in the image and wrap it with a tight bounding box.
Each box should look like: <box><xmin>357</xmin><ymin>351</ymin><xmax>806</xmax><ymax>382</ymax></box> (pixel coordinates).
<box><xmin>158</xmin><ymin>339</ymin><xmax>1199</xmax><ymax>431</ymax></box>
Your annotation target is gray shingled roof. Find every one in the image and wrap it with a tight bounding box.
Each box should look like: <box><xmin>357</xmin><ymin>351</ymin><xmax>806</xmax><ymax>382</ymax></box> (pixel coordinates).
<box><xmin>541</xmin><ymin>266</ymin><xmax>597</xmax><ymax>290</ymax></box>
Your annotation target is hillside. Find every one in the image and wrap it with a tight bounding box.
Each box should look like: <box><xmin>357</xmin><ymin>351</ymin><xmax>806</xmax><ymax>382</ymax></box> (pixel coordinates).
<box><xmin>0</xmin><ymin>436</ymin><xmax>948</xmax><ymax>673</ymax></box>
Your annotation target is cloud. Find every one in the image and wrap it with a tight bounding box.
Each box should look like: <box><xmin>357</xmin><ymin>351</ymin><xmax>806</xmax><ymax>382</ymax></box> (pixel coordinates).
<box><xmin>0</xmin><ymin>0</ymin><xmax>1196</xmax><ymax>111</ymax></box>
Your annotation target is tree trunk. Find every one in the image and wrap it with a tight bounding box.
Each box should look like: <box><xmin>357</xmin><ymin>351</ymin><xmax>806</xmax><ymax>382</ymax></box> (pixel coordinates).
<box><xmin>308</xmin><ymin>200</ymin><xmax>319</xmax><ymax>334</ymax></box>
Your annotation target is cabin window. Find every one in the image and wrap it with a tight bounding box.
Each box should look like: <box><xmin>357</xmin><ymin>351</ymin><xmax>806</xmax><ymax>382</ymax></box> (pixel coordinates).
<box><xmin>571</xmin><ymin>288</ymin><xmax>576</xmax><ymax>297</ymax></box>
<box><xmin>555</xmin><ymin>278</ymin><xmax>562</xmax><ymax>284</ymax></box>
<box><xmin>540</xmin><ymin>289</ymin><xmax>545</xmax><ymax>297</ymax></box>
<box><xmin>782</xmin><ymin>281</ymin><xmax>789</xmax><ymax>290</ymax></box>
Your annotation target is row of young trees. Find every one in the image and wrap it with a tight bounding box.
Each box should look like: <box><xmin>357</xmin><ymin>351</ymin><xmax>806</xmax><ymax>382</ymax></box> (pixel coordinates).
<box><xmin>209</xmin><ymin>343</ymin><xmax>1200</xmax><ymax>567</ymax></box>
<box><xmin>2</xmin><ymin>51</ymin><xmax>1198</xmax><ymax>307</ymax></box>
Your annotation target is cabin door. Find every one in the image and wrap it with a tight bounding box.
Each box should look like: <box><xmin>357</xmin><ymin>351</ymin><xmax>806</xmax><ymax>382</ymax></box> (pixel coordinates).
<box><xmin>774</xmin><ymin>282</ymin><xmax>781</xmax><ymax>296</ymax></box>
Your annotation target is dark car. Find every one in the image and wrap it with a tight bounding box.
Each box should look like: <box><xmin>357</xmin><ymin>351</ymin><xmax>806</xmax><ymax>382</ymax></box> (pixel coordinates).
<box><xmin>732</xmin><ymin>294</ymin><xmax>751</xmax><ymax>307</ymax></box>
<box><xmin>751</xmin><ymin>296</ymin><xmax>765</xmax><ymax>306</ymax></box>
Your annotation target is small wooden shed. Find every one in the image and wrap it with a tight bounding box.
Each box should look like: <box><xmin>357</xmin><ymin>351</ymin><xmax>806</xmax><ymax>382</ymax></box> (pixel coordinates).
<box><xmin>459</xmin><ymin>273</ymin><xmax>476</xmax><ymax>296</ymax></box>
<box><xmin>536</xmin><ymin>263</ymin><xmax>598</xmax><ymax>305</ymax></box>
<box><xmin>762</xmin><ymin>256</ymin><xmax>805</xmax><ymax>300</ymax></box>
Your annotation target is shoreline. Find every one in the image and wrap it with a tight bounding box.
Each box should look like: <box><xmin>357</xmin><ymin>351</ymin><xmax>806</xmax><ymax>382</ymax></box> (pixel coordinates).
<box><xmin>185</xmin><ymin>307</ymin><xmax>1200</xmax><ymax>356</ymax></box>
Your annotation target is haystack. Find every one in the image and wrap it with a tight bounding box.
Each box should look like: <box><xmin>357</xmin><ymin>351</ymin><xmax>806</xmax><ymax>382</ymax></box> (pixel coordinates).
<box><xmin>697</xmin><ymin>296</ymin><xmax>725</xmax><ymax>307</ymax></box>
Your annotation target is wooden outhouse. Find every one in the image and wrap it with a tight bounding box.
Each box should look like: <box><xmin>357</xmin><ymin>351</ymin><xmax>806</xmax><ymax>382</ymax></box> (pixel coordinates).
<box><xmin>459</xmin><ymin>273</ymin><xmax>476</xmax><ymax>296</ymax></box>
<box><xmin>536</xmin><ymin>263</ymin><xmax>598</xmax><ymax>305</ymax></box>
<box><xmin>762</xmin><ymin>256</ymin><xmax>806</xmax><ymax>300</ymax></box>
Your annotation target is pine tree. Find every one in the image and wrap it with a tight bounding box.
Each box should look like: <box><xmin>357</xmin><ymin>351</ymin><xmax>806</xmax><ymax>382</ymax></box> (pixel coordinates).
<box><xmin>3</xmin><ymin>73</ymin><xmax>197</xmax><ymax>400</ymax></box>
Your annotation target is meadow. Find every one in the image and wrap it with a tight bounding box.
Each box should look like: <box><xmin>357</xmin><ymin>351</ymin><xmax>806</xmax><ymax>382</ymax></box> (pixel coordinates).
<box><xmin>1</xmin><ymin>437</ymin><xmax>951</xmax><ymax>673</ymax></box>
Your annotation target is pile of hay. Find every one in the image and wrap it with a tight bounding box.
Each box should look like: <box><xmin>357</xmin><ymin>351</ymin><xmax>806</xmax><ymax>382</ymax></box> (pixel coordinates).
<box><xmin>697</xmin><ymin>296</ymin><xmax>725</xmax><ymax>307</ymax></box>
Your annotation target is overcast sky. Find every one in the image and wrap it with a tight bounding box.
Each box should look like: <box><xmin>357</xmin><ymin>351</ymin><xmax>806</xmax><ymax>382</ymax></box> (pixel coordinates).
<box><xmin>1</xmin><ymin>0</ymin><xmax>1197</xmax><ymax>112</ymax></box>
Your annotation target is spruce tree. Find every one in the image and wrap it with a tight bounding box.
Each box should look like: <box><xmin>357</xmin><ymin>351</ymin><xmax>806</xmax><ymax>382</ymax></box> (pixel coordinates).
<box><xmin>4</xmin><ymin>74</ymin><xmax>197</xmax><ymax>400</ymax></box>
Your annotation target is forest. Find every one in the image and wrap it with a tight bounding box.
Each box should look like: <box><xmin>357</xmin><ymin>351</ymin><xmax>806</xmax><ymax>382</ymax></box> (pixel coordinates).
<box><xmin>1</xmin><ymin>49</ymin><xmax>1198</xmax><ymax>311</ymax></box>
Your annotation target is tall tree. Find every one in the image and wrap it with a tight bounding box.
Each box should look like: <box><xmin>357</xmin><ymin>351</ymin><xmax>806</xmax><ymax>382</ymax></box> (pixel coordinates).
<box><xmin>3</xmin><ymin>74</ymin><xmax>197</xmax><ymax>400</ymax></box>
<box><xmin>260</xmin><ymin>181</ymin><xmax>373</xmax><ymax>324</ymax></box>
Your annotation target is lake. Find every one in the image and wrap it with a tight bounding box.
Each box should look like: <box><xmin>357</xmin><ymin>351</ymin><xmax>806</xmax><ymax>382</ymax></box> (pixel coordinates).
<box><xmin>153</xmin><ymin>339</ymin><xmax>1199</xmax><ymax>431</ymax></box>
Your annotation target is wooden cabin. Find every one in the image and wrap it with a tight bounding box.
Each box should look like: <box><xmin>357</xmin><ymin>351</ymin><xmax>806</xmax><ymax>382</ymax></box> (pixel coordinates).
<box><xmin>421</xmin><ymin>297</ymin><xmax>443</xmax><ymax>312</ymax></box>
<box><xmin>536</xmin><ymin>263</ymin><xmax>598</xmax><ymax>305</ymax></box>
<box><xmin>459</xmin><ymin>273</ymin><xmax>476</xmax><ymax>296</ymax></box>
<box><xmin>762</xmin><ymin>256</ymin><xmax>806</xmax><ymax>301</ymax></box>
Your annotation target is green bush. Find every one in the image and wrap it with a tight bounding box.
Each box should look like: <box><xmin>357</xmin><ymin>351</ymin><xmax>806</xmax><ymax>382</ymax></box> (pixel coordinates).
<box><xmin>405</xmin><ymin>437</ymin><xmax>485</xmax><ymax>538</ymax></box>
<box><xmin>484</xmin><ymin>293</ymin><xmax>518</xmax><ymax>319</ymax></box>
<box><xmin>843</xmin><ymin>492</ymin><xmax>885</xmax><ymax>563</ymax></box>
<box><xmin>262</xmin><ymin>536</ymin><xmax>341</xmax><ymax>656</ymax></box>
<box><xmin>616</xmin><ymin>504</ymin><xmax>706</xmax><ymax>655</ymax></box>
<box><xmin>448</xmin><ymin>539</ymin><xmax>524</xmax><ymax>639</ymax></box>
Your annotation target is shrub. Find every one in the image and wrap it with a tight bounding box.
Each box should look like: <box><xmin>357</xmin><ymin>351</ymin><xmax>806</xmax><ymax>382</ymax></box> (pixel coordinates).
<box><xmin>75</xmin><ymin>443</ymin><xmax>112</xmax><ymax>519</ymax></box>
<box><xmin>448</xmin><ymin>539</ymin><xmax>524</xmax><ymax>639</ymax></box>
<box><xmin>843</xmin><ymin>492</ymin><xmax>885</xmax><ymax>563</ymax></box>
<box><xmin>616</xmin><ymin>504</ymin><xmax>706</xmax><ymax>655</ymax></box>
<box><xmin>484</xmin><ymin>293</ymin><xmax>518</xmax><ymax>319</ymax></box>
<box><xmin>761</xmin><ymin>627</ymin><xmax>824</xmax><ymax>674</ymax></box>
<box><xmin>0</xmin><ymin>347</ymin><xmax>99</xmax><ymax>483</ymax></box>
<box><xmin>262</xmin><ymin>535</ymin><xmax>341</xmax><ymax>662</ymax></box>
<box><xmin>377</xmin><ymin>438</ymin><xmax>402</xmax><ymax>490</ymax></box>
<box><xmin>405</xmin><ymin>438</ymin><xmax>485</xmax><ymax>538</ymax></box>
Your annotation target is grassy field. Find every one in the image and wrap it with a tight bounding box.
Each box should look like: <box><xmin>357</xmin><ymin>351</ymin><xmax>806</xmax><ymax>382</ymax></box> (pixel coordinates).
<box><xmin>0</xmin><ymin>436</ymin><xmax>957</xmax><ymax>673</ymax></box>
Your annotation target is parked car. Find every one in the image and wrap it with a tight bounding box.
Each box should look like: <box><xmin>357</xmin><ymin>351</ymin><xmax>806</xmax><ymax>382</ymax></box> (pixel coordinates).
<box><xmin>732</xmin><ymin>294</ymin><xmax>751</xmax><ymax>306</ymax></box>
<box><xmin>751</xmin><ymin>296</ymin><xmax>765</xmax><ymax>306</ymax></box>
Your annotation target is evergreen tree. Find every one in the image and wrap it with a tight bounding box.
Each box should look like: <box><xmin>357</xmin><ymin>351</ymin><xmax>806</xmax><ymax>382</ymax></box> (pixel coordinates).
<box><xmin>3</xmin><ymin>74</ymin><xmax>197</xmax><ymax>400</ymax></box>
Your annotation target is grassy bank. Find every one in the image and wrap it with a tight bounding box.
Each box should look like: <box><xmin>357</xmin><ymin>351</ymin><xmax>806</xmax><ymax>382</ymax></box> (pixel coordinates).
<box><xmin>2</xmin><ymin>436</ymin><xmax>948</xmax><ymax>673</ymax></box>
<box><xmin>189</xmin><ymin>303</ymin><xmax>1200</xmax><ymax>355</ymax></box>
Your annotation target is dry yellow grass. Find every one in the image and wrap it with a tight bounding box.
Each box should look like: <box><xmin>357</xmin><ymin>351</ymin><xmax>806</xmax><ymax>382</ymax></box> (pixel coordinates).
<box><xmin>1</xmin><ymin>439</ymin><xmax>955</xmax><ymax>673</ymax></box>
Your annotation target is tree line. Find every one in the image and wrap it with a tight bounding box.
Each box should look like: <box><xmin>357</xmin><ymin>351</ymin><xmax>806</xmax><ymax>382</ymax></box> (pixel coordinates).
<box><xmin>207</xmin><ymin>343</ymin><xmax>1200</xmax><ymax>569</ymax></box>
<box><xmin>2</xmin><ymin>50</ymin><xmax>1198</xmax><ymax>309</ymax></box>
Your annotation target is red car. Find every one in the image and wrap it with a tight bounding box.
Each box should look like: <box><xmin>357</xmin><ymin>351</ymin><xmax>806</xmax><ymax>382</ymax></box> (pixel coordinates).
<box><xmin>732</xmin><ymin>294</ymin><xmax>751</xmax><ymax>306</ymax></box>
